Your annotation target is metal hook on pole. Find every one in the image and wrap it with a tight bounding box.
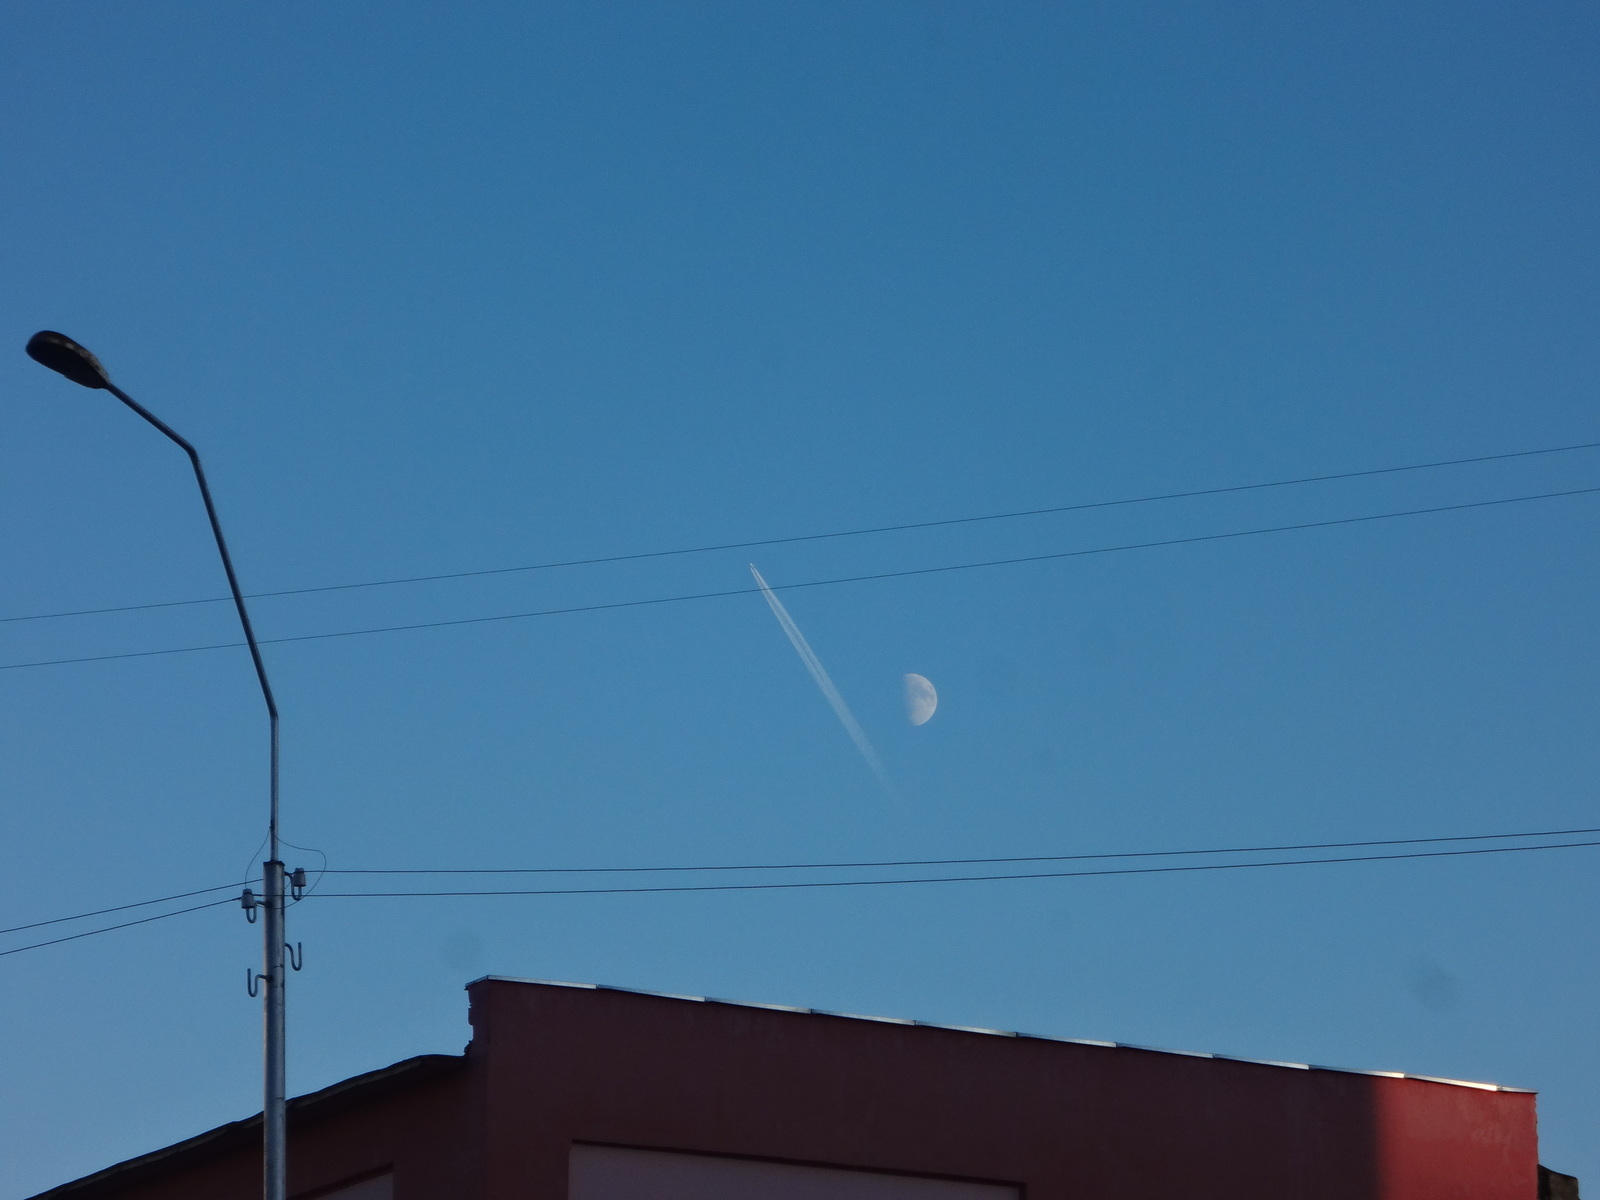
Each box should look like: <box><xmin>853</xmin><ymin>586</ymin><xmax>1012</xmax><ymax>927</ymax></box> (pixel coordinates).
<box><xmin>286</xmin><ymin>943</ymin><xmax>303</xmax><ymax>972</ymax></box>
<box><xmin>247</xmin><ymin>970</ymin><xmax>265</xmax><ymax>998</ymax></box>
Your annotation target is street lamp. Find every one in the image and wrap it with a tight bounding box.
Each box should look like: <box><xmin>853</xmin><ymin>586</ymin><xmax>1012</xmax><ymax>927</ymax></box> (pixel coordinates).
<box><xmin>25</xmin><ymin>330</ymin><xmax>299</xmax><ymax>1200</ymax></box>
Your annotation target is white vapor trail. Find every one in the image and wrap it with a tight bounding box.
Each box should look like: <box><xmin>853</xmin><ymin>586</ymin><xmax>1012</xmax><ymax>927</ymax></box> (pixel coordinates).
<box><xmin>749</xmin><ymin>564</ymin><xmax>894</xmax><ymax>795</ymax></box>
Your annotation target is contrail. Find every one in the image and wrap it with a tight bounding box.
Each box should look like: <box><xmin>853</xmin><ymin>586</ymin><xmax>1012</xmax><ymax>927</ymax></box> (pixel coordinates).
<box><xmin>749</xmin><ymin>564</ymin><xmax>894</xmax><ymax>795</ymax></box>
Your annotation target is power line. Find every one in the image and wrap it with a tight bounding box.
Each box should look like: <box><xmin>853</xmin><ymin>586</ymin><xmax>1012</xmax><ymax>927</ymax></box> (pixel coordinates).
<box><xmin>322</xmin><ymin>824</ymin><xmax>1600</xmax><ymax>875</ymax></box>
<box><xmin>0</xmin><ymin>897</ymin><xmax>239</xmax><ymax>959</ymax></box>
<box><xmin>9</xmin><ymin>838</ymin><xmax>1587</xmax><ymax>966</ymax></box>
<box><xmin>16</xmin><ymin>823</ymin><xmax>1592</xmax><ymax>935</ymax></box>
<box><xmin>308</xmin><ymin>838</ymin><xmax>1600</xmax><ymax>900</ymax></box>
<box><xmin>4</xmin><ymin>483</ymin><xmax>1597</xmax><ymax>674</ymax></box>
<box><xmin>20</xmin><ymin>823</ymin><xmax>1598</xmax><ymax>927</ymax></box>
<box><xmin>0</xmin><ymin>880</ymin><xmax>252</xmax><ymax>937</ymax></box>
<box><xmin>6</xmin><ymin>440</ymin><xmax>1597</xmax><ymax>627</ymax></box>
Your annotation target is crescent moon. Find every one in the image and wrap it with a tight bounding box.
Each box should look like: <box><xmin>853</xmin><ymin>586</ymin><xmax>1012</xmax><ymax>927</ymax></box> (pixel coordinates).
<box><xmin>904</xmin><ymin>673</ymin><xmax>938</xmax><ymax>726</ymax></box>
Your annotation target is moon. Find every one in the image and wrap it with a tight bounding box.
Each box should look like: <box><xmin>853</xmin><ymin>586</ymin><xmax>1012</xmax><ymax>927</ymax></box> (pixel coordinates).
<box><xmin>903</xmin><ymin>673</ymin><xmax>937</xmax><ymax>726</ymax></box>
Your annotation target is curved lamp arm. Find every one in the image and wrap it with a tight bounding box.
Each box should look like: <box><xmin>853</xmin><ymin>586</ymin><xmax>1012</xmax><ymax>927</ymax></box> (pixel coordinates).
<box><xmin>25</xmin><ymin>330</ymin><xmax>280</xmax><ymax>851</ymax></box>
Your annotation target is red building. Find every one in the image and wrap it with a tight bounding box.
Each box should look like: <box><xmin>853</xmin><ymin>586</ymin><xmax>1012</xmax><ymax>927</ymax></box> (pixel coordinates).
<box><xmin>30</xmin><ymin>977</ymin><xmax>1577</xmax><ymax>1200</ymax></box>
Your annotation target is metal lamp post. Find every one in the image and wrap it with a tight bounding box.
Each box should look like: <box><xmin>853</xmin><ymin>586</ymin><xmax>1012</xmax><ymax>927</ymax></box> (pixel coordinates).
<box><xmin>25</xmin><ymin>330</ymin><xmax>297</xmax><ymax>1200</ymax></box>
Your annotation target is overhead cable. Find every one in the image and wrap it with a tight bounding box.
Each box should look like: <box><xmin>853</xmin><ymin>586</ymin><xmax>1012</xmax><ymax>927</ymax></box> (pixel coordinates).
<box><xmin>4</xmin><ymin>483</ymin><xmax>1597</xmax><ymax>673</ymax></box>
<box><xmin>5</xmin><ymin>439</ymin><xmax>1597</xmax><ymax>627</ymax></box>
<box><xmin>6</xmin><ymin>835</ymin><xmax>1596</xmax><ymax>961</ymax></box>
<box><xmin>0</xmin><ymin>879</ymin><xmax>253</xmax><ymax>937</ymax></box>
<box><xmin>308</xmin><ymin>838</ymin><xmax>1600</xmax><ymax>899</ymax></box>
<box><xmin>320</xmin><ymin>824</ymin><xmax>1600</xmax><ymax>876</ymax></box>
<box><xmin>13</xmin><ymin>822</ymin><xmax>1594</xmax><ymax>937</ymax></box>
<box><xmin>0</xmin><ymin>897</ymin><xmax>240</xmax><ymax>959</ymax></box>
<box><xmin>9</xmin><ymin>825</ymin><xmax>1587</xmax><ymax>953</ymax></box>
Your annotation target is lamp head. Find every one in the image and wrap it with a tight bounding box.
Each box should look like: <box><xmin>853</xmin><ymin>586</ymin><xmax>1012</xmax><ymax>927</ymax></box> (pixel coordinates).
<box><xmin>26</xmin><ymin>331</ymin><xmax>111</xmax><ymax>390</ymax></box>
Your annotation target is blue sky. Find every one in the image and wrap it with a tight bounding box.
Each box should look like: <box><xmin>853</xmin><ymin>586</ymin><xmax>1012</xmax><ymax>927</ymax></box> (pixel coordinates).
<box><xmin>2</xmin><ymin>2</ymin><xmax>1598</xmax><ymax>1194</ymax></box>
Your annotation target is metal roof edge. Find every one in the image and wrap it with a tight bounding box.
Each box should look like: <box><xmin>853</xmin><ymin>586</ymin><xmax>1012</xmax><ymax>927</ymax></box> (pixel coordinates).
<box><xmin>472</xmin><ymin>976</ymin><xmax>1531</xmax><ymax>1093</ymax></box>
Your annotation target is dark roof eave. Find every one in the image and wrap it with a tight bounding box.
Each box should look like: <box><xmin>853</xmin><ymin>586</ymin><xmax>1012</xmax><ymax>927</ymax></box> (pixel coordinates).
<box><xmin>26</xmin><ymin>1053</ymin><xmax>467</xmax><ymax>1200</ymax></box>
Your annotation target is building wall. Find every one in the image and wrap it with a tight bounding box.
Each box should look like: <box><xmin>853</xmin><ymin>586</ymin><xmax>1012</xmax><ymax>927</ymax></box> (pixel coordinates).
<box><xmin>467</xmin><ymin>979</ymin><xmax>1538</xmax><ymax>1200</ymax></box>
<box><xmin>30</xmin><ymin>979</ymin><xmax>1541</xmax><ymax>1200</ymax></box>
<box><xmin>31</xmin><ymin>1065</ymin><xmax>474</xmax><ymax>1200</ymax></box>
